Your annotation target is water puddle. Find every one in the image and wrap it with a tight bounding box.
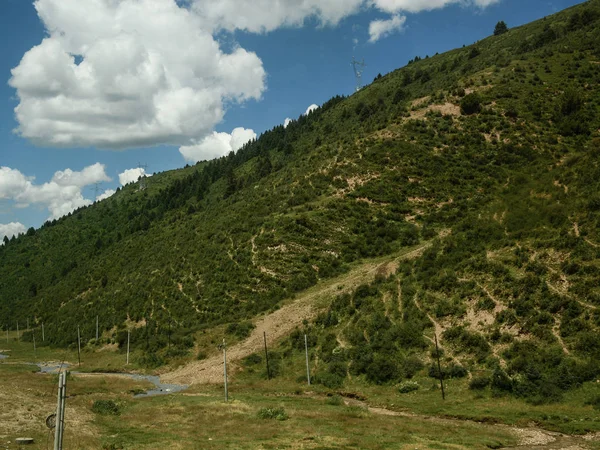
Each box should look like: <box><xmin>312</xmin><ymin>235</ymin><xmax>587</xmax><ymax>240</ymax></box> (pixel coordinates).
<box><xmin>35</xmin><ymin>362</ymin><xmax>187</xmax><ymax>397</ymax></box>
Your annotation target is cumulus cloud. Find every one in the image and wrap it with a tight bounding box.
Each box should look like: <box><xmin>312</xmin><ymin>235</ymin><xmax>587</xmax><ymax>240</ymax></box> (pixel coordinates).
<box><xmin>371</xmin><ymin>0</ymin><xmax>500</xmax><ymax>14</ymax></box>
<box><xmin>305</xmin><ymin>104</ymin><xmax>319</xmax><ymax>115</ymax></box>
<box><xmin>284</xmin><ymin>118</ymin><xmax>292</xmax><ymax>128</ymax></box>
<box><xmin>10</xmin><ymin>0</ymin><xmax>266</xmax><ymax>150</ymax></box>
<box><xmin>368</xmin><ymin>15</ymin><xmax>406</xmax><ymax>42</ymax></box>
<box><xmin>9</xmin><ymin>0</ymin><xmax>502</xmax><ymax>151</ymax></box>
<box><xmin>0</xmin><ymin>222</ymin><xmax>26</xmax><ymax>242</ymax></box>
<box><xmin>0</xmin><ymin>164</ymin><xmax>111</xmax><ymax>220</ymax></box>
<box><xmin>96</xmin><ymin>189</ymin><xmax>115</xmax><ymax>201</ymax></box>
<box><xmin>179</xmin><ymin>127</ymin><xmax>257</xmax><ymax>163</ymax></box>
<box><xmin>192</xmin><ymin>0</ymin><xmax>365</xmax><ymax>33</ymax></box>
<box><xmin>118</xmin><ymin>168</ymin><xmax>148</xmax><ymax>186</ymax></box>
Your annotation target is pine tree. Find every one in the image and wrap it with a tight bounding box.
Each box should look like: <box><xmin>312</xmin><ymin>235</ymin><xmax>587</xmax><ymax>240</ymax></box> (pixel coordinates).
<box><xmin>494</xmin><ymin>21</ymin><xmax>509</xmax><ymax>36</ymax></box>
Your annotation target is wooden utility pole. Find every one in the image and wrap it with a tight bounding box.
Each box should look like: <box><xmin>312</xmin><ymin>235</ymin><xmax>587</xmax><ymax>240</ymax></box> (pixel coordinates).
<box><xmin>434</xmin><ymin>334</ymin><xmax>445</xmax><ymax>400</ymax></box>
<box><xmin>126</xmin><ymin>330</ymin><xmax>130</xmax><ymax>365</ymax></box>
<box><xmin>222</xmin><ymin>339</ymin><xmax>228</xmax><ymax>402</ymax></box>
<box><xmin>305</xmin><ymin>334</ymin><xmax>311</xmax><ymax>386</ymax></box>
<box><xmin>42</xmin><ymin>323</ymin><xmax>45</xmax><ymax>342</ymax></box>
<box><xmin>77</xmin><ymin>326</ymin><xmax>81</xmax><ymax>367</ymax></box>
<box><xmin>54</xmin><ymin>371</ymin><xmax>67</xmax><ymax>450</ymax></box>
<box><xmin>263</xmin><ymin>332</ymin><xmax>271</xmax><ymax>380</ymax></box>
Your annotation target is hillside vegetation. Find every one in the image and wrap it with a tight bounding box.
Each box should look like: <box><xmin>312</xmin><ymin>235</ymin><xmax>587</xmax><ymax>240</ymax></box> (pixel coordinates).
<box><xmin>2</xmin><ymin>0</ymin><xmax>600</xmax><ymax>404</ymax></box>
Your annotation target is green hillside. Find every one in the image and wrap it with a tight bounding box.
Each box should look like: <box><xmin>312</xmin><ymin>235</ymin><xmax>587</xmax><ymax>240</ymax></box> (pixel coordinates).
<box><xmin>2</xmin><ymin>0</ymin><xmax>600</xmax><ymax>402</ymax></box>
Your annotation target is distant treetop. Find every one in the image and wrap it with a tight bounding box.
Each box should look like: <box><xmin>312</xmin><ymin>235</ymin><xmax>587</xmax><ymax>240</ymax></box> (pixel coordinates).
<box><xmin>494</xmin><ymin>21</ymin><xmax>509</xmax><ymax>36</ymax></box>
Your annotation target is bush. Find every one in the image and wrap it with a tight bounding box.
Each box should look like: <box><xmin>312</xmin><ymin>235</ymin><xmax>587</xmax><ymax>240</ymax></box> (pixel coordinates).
<box><xmin>92</xmin><ymin>400</ymin><xmax>121</xmax><ymax>416</ymax></box>
<box><xmin>460</xmin><ymin>94</ymin><xmax>482</xmax><ymax>115</ymax></box>
<box><xmin>325</xmin><ymin>395</ymin><xmax>344</xmax><ymax>406</ymax></box>
<box><xmin>242</xmin><ymin>353</ymin><xmax>262</xmax><ymax>366</ymax></box>
<box><xmin>315</xmin><ymin>372</ymin><xmax>345</xmax><ymax>389</ymax></box>
<box><xmin>257</xmin><ymin>407</ymin><xmax>289</xmax><ymax>421</ymax></box>
<box><xmin>226</xmin><ymin>321</ymin><xmax>255</xmax><ymax>339</ymax></box>
<box><xmin>398</xmin><ymin>381</ymin><xmax>420</xmax><ymax>393</ymax></box>
<box><xmin>469</xmin><ymin>376</ymin><xmax>491</xmax><ymax>390</ymax></box>
<box><xmin>585</xmin><ymin>395</ymin><xmax>600</xmax><ymax>410</ymax></box>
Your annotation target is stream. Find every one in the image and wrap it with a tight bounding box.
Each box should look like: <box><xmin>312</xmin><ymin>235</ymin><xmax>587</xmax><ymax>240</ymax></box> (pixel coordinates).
<box><xmin>0</xmin><ymin>354</ymin><xmax>186</xmax><ymax>398</ymax></box>
<box><xmin>37</xmin><ymin>361</ymin><xmax>188</xmax><ymax>397</ymax></box>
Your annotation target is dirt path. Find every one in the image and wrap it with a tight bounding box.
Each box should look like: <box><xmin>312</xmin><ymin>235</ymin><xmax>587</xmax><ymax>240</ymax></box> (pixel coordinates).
<box><xmin>343</xmin><ymin>397</ymin><xmax>600</xmax><ymax>449</ymax></box>
<box><xmin>162</xmin><ymin>244</ymin><xmax>430</xmax><ymax>385</ymax></box>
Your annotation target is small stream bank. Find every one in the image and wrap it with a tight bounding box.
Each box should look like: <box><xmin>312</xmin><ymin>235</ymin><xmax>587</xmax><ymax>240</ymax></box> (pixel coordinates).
<box><xmin>37</xmin><ymin>361</ymin><xmax>188</xmax><ymax>397</ymax></box>
<box><xmin>0</xmin><ymin>354</ymin><xmax>187</xmax><ymax>398</ymax></box>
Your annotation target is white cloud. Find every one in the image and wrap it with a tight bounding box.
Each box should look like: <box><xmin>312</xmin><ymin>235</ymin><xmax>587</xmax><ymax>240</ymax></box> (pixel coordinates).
<box><xmin>305</xmin><ymin>104</ymin><xmax>319</xmax><ymax>115</ymax></box>
<box><xmin>0</xmin><ymin>167</ymin><xmax>32</xmax><ymax>199</ymax></box>
<box><xmin>192</xmin><ymin>0</ymin><xmax>365</xmax><ymax>33</ymax></box>
<box><xmin>284</xmin><ymin>118</ymin><xmax>292</xmax><ymax>128</ymax></box>
<box><xmin>368</xmin><ymin>14</ymin><xmax>406</xmax><ymax>42</ymax></box>
<box><xmin>179</xmin><ymin>127</ymin><xmax>257</xmax><ymax>163</ymax></box>
<box><xmin>9</xmin><ymin>0</ymin><xmax>501</xmax><ymax>151</ymax></box>
<box><xmin>52</xmin><ymin>163</ymin><xmax>110</xmax><ymax>187</ymax></box>
<box><xmin>370</xmin><ymin>0</ymin><xmax>499</xmax><ymax>14</ymax></box>
<box><xmin>119</xmin><ymin>168</ymin><xmax>147</xmax><ymax>186</ymax></box>
<box><xmin>0</xmin><ymin>222</ymin><xmax>26</xmax><ymax>242</ymax></box>
<box><xmin>10</xmin><ymin>0</ymin><xmax>266</xmax><ymax>150</ymax></box>
<box><xmin>96</xmin><ymin>189</ymin><xmax>115</xmax><ymax>201</ymax></box>
<box><xmin>0</xmin><ymin>164</ymin><xmax>111</xmax><ymax>220</ymax></box>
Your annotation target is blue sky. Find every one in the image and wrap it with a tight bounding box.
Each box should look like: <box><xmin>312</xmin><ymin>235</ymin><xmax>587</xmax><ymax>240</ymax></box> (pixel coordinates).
<box><xmin>0</xmin><ymin>0</ymin><xmax>584</xmax><ymax>236</ymax></box>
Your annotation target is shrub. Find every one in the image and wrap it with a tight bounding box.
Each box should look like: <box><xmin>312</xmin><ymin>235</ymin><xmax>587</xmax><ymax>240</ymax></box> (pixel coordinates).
<box><xmin>92</xmin><ymin>400</ymin><xmax>121</xmax><ymax>416</ymax></box>
<box><xmin>585</xmin><ymin>395</ymin><xmax>600</xmax><ymax>410</ymax></box>
<box><xmin>460</xmin><ymin>94</ymin><xmax>482</xmax><ymax>115</ymax></box>
<box><xmin>226</xmin><ymin>321</ymin><xmax>255</xmax><ymax>339</ymax></box>
<box><xmin>469</xmin><ymin>376</ymin><xmax>491</xmax><ymax>390</ymax></box>
<box><xmin>315</xmin><ymin>372</ymin><xmax>345</xmax><ymax>389</ymax></box>
<box><xmin>242</xmin><ymin>353</ymin><xmax>262</xmax><ymax>366</ymax></box>
<box><xmin>325</xmin><ymin>395</ymin><xmax>344</xmax><ymax>406</ymax></box>
<box><xmin>257</xmin><ymin>407</ymin><xmax>289</xmax><ymax>421</ymax></box>
<box><xmin>398</xmin><ymin>381</ymin><xmax>420</xmax><ymax>393</ymax></box>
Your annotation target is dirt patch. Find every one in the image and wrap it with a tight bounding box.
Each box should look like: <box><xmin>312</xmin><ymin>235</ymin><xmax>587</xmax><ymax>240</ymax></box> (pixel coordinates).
<box><xmin>411</xmin><ymin>96</ymin><xmax>431</xmax><ymax>108</ymax></box>
<box><xmin>410</xmin><ymin>102</ymin><xmax>460</xmax><ymax>120</ymax></box>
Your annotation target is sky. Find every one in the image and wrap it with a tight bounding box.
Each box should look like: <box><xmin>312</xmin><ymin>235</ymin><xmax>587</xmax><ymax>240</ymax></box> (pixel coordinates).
<box><xmin>0</xmin><ymin>0</ymin><xmax>585</xmax><ymax>239</ymax></box>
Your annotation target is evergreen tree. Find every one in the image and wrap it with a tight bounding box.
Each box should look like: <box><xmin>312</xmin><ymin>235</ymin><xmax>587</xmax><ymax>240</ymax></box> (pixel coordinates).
<box><xmin>494</xmin><ymin>21</ymin><xmax>509</xmax><ymax>35</ymax></box>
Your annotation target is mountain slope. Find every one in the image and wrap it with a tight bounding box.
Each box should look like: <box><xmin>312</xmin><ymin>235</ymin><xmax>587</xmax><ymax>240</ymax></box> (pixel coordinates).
<box><xmin>1</xmin><ymin>0</ymin><xmax>600</xmax><ymax>399</ymax></box>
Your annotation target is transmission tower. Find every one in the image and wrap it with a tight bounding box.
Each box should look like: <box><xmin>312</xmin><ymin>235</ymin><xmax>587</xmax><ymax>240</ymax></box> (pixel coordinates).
<box><xmin>138</xmin><ymin>162</ymin><xmax>148</xmax><ymax>191</ymax></box>
<box><xmin>351</xmin><ymin>56</ymin><xmax>366</xmax><ymax>92</ymax></box>
<box><xmin>93</xmin><ymin>182</ymin><xmax>102</xmax><ymax>200</ymax></box>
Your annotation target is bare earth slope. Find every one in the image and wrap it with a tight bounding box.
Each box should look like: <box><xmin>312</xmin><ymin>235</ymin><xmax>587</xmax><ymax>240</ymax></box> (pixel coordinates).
<box><xmin>162</xmin><ymin>243</ymin><xmax>430</xmax><ymax>385</ymax></box>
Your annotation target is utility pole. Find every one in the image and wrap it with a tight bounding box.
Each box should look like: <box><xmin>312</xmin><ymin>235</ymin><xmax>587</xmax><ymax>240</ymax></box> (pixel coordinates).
<box><xmin>77</xmin><ymin>326</ymin><xmax>81</xmax><ymax>367</ymax></box>
<box><xmin>263</xmin><ymin>332</ymin><xmax>271</xmax><ymax>380</ymax></box>
<box><xmin>434</xmin><ymin>334</ymin><xmax>445</xmax><ymax>400</ymax></box>
<box><xmin>42</xmin><ymin>323</ymin><xmax>45</xmax><ymax>342</ymax></box>
<box><xmin>305</xmin><ymin>334</ymin><xmax>311</xmax><ymax>386</ymax></box>
<box><xmin>126</xmin><ymin>330</ymin><xmax>130</xmax><ymax>365</ymax></box>
<box><xmin>54</xmin><ymin>371</ymin><xmax>67</xmax><ymax>450</ymax></box>
<box><xmin>16</xmin><ymin>321</ymin><xmax>19</xmax><ymax>342</ymax></box>
<box><xmin>168</xmin><ymin>319</ymin><xmax>171</xmax><ymax>352</ymax></box>
<box><xmin>221</xmin><ymin>339</ymin><xmax>228</xmax><ymax>402</ymax></box>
